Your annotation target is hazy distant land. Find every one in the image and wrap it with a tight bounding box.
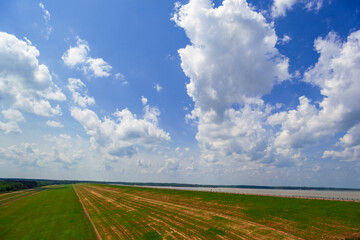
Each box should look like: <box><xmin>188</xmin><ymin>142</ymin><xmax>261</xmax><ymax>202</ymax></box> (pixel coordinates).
<box><xmin>1</xmin><ymin>179</ymin><xmax>360</xmax><ymax>239</ymax></box>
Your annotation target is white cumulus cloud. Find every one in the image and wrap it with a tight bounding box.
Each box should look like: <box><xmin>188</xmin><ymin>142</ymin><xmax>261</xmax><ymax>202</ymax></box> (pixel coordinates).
<box><xmin>62</xmin><ymin>37</ymin><xmax>112</xmax><ymax>78</ymax></box>
<box><xmin>174</xmin><ymin>0</ymin><xmax>290</xmax><ymax>164</ymax></box>
<box><xmin>70</xmin><ymin>100</ymin><xmax>170</xmax><ymax>159</ymax></box>
<box><xmin>46</xmin><ymin>120</ymin><xmax>64</xmax><ymax>128</ymax></box>
<box><xmin>271</xmin><ymin>0</ymin><xmax>298</xmax><ymax>18</ymax></box>
<box><xmin>67</xmin><ymin>78</ymin><xmax>95</xmax><ymax>108</ymax></box>
<box><xmin>0</xmin><ymin>121</ymin><xmax>21</xmax><ymax>134</ymax></box>
<box><xmin>0</xmin><ymin>32</ymin><xmax>65</xmax><ymax>117</ymax></box>
<box><xmin>0</xmin><ymin>135</ymin><xmax>85</xmax><ymax>168</ymax></box>
<box><xmin>0</xmin><ymin>143</ymin><xmax>41</xmax><ymax>166</ymax></box>
<box><xmin>2</xmin><ymin>109</ymin><xmax>25</xmax><ymax>122</ymax></box>
<box><xmin>271</xmin><ymin>0</ymin><xmax>325</xmax><ymax>18</ymax></box>
<box><xmin>339</xmin><ymin>124</ymin><xmax>360</xmax><ymax>148</ymax></box>
<box><xmin>271</xmin><ymin>31</ymin><xmax>360</xmax><ymax>151</ymax></box>
<box><xmin>158</xmin><ymin>158</ymin><xmax>179</xmax><ymax>173</ymax></box>
<box><xmin>45</xmin><ymin>134</ymin><xmax>84</xmax><ymax>167</ymax></box>
<box><xmin>279</xmin><ymin>34</ymin><xmax>291</xmax><ymax>44</ymax></box>
<box><xmin>141</xmin><ymin>96</ymin><xmax>148</xmax><ymax>105</ymax></box>
<box><xmin>174</xmin><ymin>0</ymin><xmax>289</xmax><ymax>118</ymax></box>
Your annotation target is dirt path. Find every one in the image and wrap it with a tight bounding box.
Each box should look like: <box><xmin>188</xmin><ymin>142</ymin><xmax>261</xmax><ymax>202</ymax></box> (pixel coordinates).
<box><xmin>73</xmin><ymin>184</ymin><xmax>102</xmax><ymax>240</ymax></box>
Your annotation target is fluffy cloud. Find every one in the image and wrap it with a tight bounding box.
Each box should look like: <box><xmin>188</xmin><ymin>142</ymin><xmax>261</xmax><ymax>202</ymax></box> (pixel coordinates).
<box><xmin>175</xmin><ymin>0</ymin><xmax>359</xmax><ymax>170</ymax></box>
<box><xmin>115</xmin><ymin>73</ymin><xmax>128</xmax><ymax>85</ymax></box>
<box><xmin>0</xmin><ymin>135</ymin><xmax>85</xmax><ymax>168</ymax></box>
<box><xmin>322</xmin><ymin>121</ymin><xmax>360</xmax><ymax>163</ymax></box>
<box><xmin>2</xmin><ymin>109</ymin><xmax>25</xmax><ymax>122</ymax></box>
<box><xmin>197</xmin><ymin>105</ymin><xmax>271</xmax><ymax>162</ymax></box>
<box><xmin>174</xmin><ymin>0</ymin><xmax>289</xmax><ymax>118</ymax></box>
<box><xmin>271</xmin><ymin>0</ymin><xmax>297</xmax><ymax>18</ymax></box>
<box><xmin>86</xmin><ymin>58</ymin><xmax>112</xmax><ymax>78</ymax></box>
<box><xmin>0</xmin><ymin>32</ymin><xmax>65</xmax><ymax>117</ymax></box>
<box><xmin>339</xmin><ymin>124</ymin><xmax>360</xmax><ymax>148</ymax></box>
<box><xmin>279</xmin><ymin>34</ymin><xmax>291</xmax><ymax>44</ymax></box>
<box><xmin>141</xmin><ymin>96</ymin><xmax>148</xmax><ymax>105</ymax></box>
<box><xmin>271</xmin><ymin>31</ymin><xmax>360</xmax><ymax>151</ymax></box>
<box><xmin>0</xmin><ymin>143</ymin><xmax>42</xmax><ymax>166</ymax></box>
<box><xmin>67</xmin><ymin>78</ymin><xmax>95</xmax><ymax>107</ymax></box>
<box><xmin>62</xmin><ymin>38</ymin><xmax>88</xmax><ymax>67</ymax></box>
<box><xmin>271</xmin><ymin>0</ymin><xmax>325</xmax><ymax>18</ymax></box>
<box><xmin>323</xmin><ymin>145</ymin><xmax>360</xmax><ymax>163</ymax></box>
<box><xmin>62</xmin><ymin>37</ymin><xmax>112</xmax><ymax>78</ymax></box>
<box><xmin>174</xmin><ymin>0</ymin><xmax>289</xmax><ymax>163</ymax></box>
<box><xmin>0</xmin><ymin>121</ymin><xmax>21</xmax><ymax>134</ymax></box>
<box><xmin>45</xmin><ymin>134</ymin><xmax>84</xmax><ymax>167</ymax></box>
<box><xmin>158</xmin><ymin>158</ymin><xmax>179</xmax><ymax>173</ymax></box>
<box><xmin>70</xmin><ymin>100</ymin><xmax>170</xmax><ymax>159</ymax></box>
<box><xmin>0</xmin><ymin>108</ymin><xmax>24</xmax><ymax>134</ymax></box>
<box><xmin>46</xmin><ymin>120</ymin><xmax>64</xmax><ymax>128</ymax></box>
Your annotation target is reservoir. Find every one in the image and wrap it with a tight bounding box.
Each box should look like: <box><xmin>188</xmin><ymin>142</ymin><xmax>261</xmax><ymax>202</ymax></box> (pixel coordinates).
<box><xmin>138</xmin><ymin>186</ymin><xmax>360</xmax><ymax>201</ymax></box>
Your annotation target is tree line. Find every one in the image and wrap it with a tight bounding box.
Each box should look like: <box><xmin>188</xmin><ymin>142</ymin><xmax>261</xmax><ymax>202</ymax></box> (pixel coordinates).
<box><xmin>0</xmin><ymin>180</ymin><xmax>54</xmax><ymax>192</ymax></box>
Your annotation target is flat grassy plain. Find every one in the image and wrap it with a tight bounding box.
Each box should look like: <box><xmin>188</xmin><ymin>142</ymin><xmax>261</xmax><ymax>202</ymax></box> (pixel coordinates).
<box><xmin>1</xmin><ymin>183</ymin><xmax>359</xmax><ymax>239</ymax></box>
<box><xmin>0</xmin><ymin>184</ymin><xmax>97</xmax><ymax>239</ymax></box>
<box><xmin>0</xmin><ymin>189</ymin><xmax>37</xmax><ymax>204</ymax></box>
<box><xmin>75</xmin><ymin>183</ymin><xmax>360</xmax><ymax>239</ymax></box>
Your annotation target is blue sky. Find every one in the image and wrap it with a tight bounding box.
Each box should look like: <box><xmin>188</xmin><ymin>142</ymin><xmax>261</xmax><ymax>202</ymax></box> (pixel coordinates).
<box><xmin>0</xmin><ymin>0</ymin><xmax>359</xmax><ymax>187</ymax></box>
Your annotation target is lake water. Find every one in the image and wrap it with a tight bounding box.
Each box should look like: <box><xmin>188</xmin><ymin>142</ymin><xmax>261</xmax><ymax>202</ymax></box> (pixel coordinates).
<box><xmin>137</xmin><ymin>186</ymin><xmax>360</xmax><ymax>201</ymax></box>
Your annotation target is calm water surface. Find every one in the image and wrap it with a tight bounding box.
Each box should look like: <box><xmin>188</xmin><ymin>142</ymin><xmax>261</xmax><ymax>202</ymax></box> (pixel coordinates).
<box><xmin>138</xmin><ymin>186</ymin><xmax>360</xmax><ymax>201</ymax></box>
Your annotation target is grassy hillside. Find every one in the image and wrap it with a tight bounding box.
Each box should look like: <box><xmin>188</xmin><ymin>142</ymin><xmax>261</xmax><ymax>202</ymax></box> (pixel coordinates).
<box><xmin>0</xmin><ymin>185</ymin><xmax>97</xmax><ymax>239</ymax></box>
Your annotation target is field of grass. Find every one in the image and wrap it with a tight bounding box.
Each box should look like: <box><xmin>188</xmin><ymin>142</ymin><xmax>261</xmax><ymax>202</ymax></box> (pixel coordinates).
<box><xmin>1</xmin><ymin>183</ymin><xmax>359</xmax><ymax>239</ymax></box>
<box><xmin>75</xmin><ymin>183</ymin><xmax>360</xmax><ymax>239</ymax></box>
<box><xmin>0</xmin><ymin>184</ymin><xmax>97</xmax><ymax>239</ymax></box>
<box><xmin>0</xmin><ymin>189</ymin><xmax>35</xmax><ymax>202</ymax></box>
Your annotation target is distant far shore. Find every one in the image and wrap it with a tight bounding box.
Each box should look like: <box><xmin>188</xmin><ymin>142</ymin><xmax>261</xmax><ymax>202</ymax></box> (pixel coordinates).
<box><xmin>2</xmin><ymin>178</ymin><xmax>358</xmax><ymax>192</ymax></box>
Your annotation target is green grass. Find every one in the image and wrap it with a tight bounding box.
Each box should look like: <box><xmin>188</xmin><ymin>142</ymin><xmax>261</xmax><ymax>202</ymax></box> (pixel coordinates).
<box><xmin>2</xmin><ymin>183</ymin><xmax>358</xmax><ymax>239</ymax></box>
<box><xmin>103</xmin><ymin>184</ymin><xmax>360</xmax><ymax>239</ymax></box>
<box><xmin>0</xmin><ymin>184</ymin><xmax>97</xmax><ymax>240</ymax></box>
<box><xmin>141</xmin><ymin>231</ymin><xmax>162</xmax><ymax>240</ymax></box>
<box><xmin>0</xmin><ymin>190</ymin><xmax>33</xmax><ymax>201</ymax></box>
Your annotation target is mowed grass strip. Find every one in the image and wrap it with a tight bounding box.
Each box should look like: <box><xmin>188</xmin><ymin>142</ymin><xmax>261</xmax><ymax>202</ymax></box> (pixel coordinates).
<box><xmin>119</xmin><ymin>184</ymin><xmax>360</xmax><ymax>239</ymax></box>
<box><xmin>0</xmin><ymin>189</ymin><xmax>37</xmax><ymax>203</ymax></box>
<box><xmin>76</xmin><ymin>183</ymin><xmax>301</xmax><ymax>239</ymax></box>
<box><xmin>77</xmin><ymin>185</ymin><xmax>247</xmax><ymax>239</ymax></box>
<box><xmin>127</xmin><ymin>184</ymin><xmax>360</xmax><ymax>239</ymax></box>
<box><xmin>78</xmin><ymin>184</ymin><xmax>360</xmax><ymax>240</ymax></box>
<box><xmin>88</xmin><ymin>185</ymin><xmax>295</xmax><ymax>239</ymax></box>
<box><xmin>0</xmin><ymin>189</ymin><xmax>33</xmax><ymax>198</ymax></box>
<box><xmin>0</xmin><ymin>184</ymin><xmax>97</xmax><ymax>240</ymax></box>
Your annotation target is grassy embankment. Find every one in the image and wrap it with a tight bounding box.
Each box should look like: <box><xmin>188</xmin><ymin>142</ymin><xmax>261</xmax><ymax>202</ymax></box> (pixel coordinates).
<box><xmin>0</xmin><ymin>184</ymin><xmax>97</xmax><ymax>239</ymax></box>
<box><xmin>75</xmin><ymin>183</ymin><xmax>360</xmax><ymax>239</ymax></box>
